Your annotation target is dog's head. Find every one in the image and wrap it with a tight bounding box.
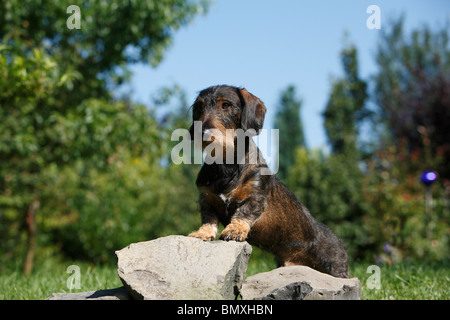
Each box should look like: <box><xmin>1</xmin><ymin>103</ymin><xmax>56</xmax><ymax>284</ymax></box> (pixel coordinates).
<box><xmin>189</xmin><ymin>85</ymin><xmax>267</xmax><ymax>149</ymax></box>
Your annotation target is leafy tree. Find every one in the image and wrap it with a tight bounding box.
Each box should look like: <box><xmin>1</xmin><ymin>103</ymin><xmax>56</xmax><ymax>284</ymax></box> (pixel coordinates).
<box><xmin>0</xmin><ymin>48</ymin><xmax>163</xmax><ymax>264</ymax></box>
<box><xmin>40</xmin><ymin>99</ymin><xmax>166</xmax><ymax>263</ymax></box>
<box><xmin>364</xmin><ymin>19</ymin><xmax>450</xmax><ymax>262</ymax></box>
<box><xmin>0</xmin><ymin>46</ymin><xmax>64</xmax><ymax>273</ymax></box>
<box><xmin>374</xmin><ymin>18</ymin><xmax>450</xmax><ymax>180</ymax></box>
<box><xmin>0</xmin><ymin>0</ymin><xmax>209</xmax><ymax>106</ymax></box>
<box><xmin>0</xmin><ymin>50</ymin><xmax>201</xmax><ymax>266</ymax></box>
<box><xmin>39</xmin><ymin>90</ymin><xmax>201</xmax><ymax>265</ymax></box>
<box><xmin>274</xmin><ymin>85</ymin><xmax>305</xmax><ymax>180</ymax></box>
<box><xmin>0</xmin><ymin>0</ymin><xmax>210</xmax><ymax>272</ymax></box>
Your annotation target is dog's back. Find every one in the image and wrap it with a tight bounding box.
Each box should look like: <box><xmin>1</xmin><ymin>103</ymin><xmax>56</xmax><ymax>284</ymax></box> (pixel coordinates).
<box><xmin>246</xmin><ymin>175</ymin><xmax>349</xmax><ymax>278</ymax></box>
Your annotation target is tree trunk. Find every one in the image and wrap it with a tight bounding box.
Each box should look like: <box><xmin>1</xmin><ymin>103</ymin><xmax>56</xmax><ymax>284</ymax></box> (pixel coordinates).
<box><xmin>23</xmin><ymin>199</ymin><xmax>40</xmax><ymax>275</ymax></box>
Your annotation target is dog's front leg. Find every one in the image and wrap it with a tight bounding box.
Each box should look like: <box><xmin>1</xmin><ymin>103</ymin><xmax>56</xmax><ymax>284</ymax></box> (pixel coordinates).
<box><xmin>189</xmin><ymin>219</ymin><xmax>218</xmax><ymax>241</ymax></box>
<box><xmin>188</xmin><ymin>194</ymin><xmax>219</xmax><ymax>241</ymax></box>
<box><xmin>220</xmin><ymin>217</ymin><xmax>252</xmax><ymax>242</ymax></box>
<box><xmin>220</xmin><ymin>191</ymin><xmax>265</xmax><ymax>242</ymax></box>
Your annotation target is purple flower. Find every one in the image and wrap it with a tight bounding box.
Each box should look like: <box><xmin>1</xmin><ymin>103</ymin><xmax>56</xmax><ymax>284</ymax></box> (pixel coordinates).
<box><xmin>383</xmin><ymin>241</ymin><xmax>391</xmax><ymax>254</ymax></box>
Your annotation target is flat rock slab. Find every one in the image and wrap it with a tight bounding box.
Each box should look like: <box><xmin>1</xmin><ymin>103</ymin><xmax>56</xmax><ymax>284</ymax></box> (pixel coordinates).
<box><xmin>241</xmin><ymin>266</ymin><xmax>361</xmax><ymax>300</ymax></box>
<box><xmin>116</xmin><ymin>235</ymin><xmax>252</xmax><ymax>300</ymax></box>
<box><xmin>46</xmin><ymin>286</ymin><xmax>131</xmax><ymax>300</ymax></box>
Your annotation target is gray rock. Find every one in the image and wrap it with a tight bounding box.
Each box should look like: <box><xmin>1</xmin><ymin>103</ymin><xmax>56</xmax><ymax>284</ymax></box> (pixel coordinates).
<box><xmin>240</xmin><ymin>266</ymin><xmax>361</xmax><ymax>300</ymax></box>
<box><xmin>116</xmin><ymin>235</ymin><xmax>252</xmax><ymax>300</ymax></box>
<box><xmin>46</xmin><ymin>286</ymin><xmax>131</xmax><ymax>300</ymax></box>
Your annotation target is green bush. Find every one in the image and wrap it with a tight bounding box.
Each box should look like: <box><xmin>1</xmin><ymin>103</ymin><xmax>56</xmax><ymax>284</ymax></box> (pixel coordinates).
<box><xmin>285</xmin><ymin>146</ymin><xmax>449</xmax><ymax>263</ymax></box>
<box><xmin>286</xmin><ymin>148</ymin><xmax>371</xmax><ymax>261</ymax></box>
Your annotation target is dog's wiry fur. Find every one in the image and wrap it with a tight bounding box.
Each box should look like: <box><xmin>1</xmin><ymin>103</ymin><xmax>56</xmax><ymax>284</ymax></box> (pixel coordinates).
<box><xmin>188</xmin><ymin>85</ymin><xmax>349</xmax><ymax>278</ymax></box>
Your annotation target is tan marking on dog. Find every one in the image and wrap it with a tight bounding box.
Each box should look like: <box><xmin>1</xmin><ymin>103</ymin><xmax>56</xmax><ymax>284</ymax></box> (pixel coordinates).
<box><xmin>220</xmin><ymin>218</ymin><xmax>251</xmax><ymax>242</ymax></box>
<box><xmin>188</xmin><ymin>223</ymin><xmax>218</xmax><ymax>241</ymax></box>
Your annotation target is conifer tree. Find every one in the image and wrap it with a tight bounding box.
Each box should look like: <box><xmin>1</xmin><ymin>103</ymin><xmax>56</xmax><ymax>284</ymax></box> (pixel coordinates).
<box><xmin>274</xmin><ymin>85</ymin><xmax>306</xmax><ymax>180</ymax></box>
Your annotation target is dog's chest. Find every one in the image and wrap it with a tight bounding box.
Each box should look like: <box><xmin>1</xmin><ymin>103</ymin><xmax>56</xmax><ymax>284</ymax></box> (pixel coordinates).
<box><xmin>198</xmin><ymin>185</ymin><xmax>238</xmax><ymax>222</ymax></box>
<box><xmin>196</xmin><ymin>163</ymin><xmax>260</xmax><ymax>221</ymax></box>
<box><xmin>218</xmin><ymin>192</ymin><xmax>240</xmax><ymax>216</ymax></box>
<box><xmin>219</xmin><ymin>193</ymin><xmax>231</xmax><ymax>206</ymax></box>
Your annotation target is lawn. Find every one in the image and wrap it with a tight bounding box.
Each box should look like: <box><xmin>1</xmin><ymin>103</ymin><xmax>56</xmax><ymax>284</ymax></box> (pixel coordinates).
<box><xmin>246</xmin><ymin>247</ymin><xmax>449</xmax><ymax>300</ymax></box>
<box><xmin>351</xmin><ymin>260</ymin><xmax>449</xmax><ymax>300</ymax></box>
<box><xmin>0</xmin><ymin>250</ymin><xmax>448</xmax><ymax>300</ymax></box>
<box><xmin>0</xmin><ymin>259</ymin><xmax>123</xmax><ymax>300</ymax></box>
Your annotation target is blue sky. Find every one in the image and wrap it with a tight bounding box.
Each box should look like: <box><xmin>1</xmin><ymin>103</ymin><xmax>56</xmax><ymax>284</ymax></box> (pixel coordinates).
<box><xmin>126</xmin><ymin>0</ymin><xmax>449</xmax><ymax>150</ymax></box>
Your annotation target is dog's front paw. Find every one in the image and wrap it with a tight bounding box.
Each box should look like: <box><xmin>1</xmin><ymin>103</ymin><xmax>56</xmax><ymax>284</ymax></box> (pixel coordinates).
<box><xmin>219</xmin><ymin>219</ymin><xmax>251</xmax><ymax>242</ymax></box>
<box><xmin>188</xmin><ymin>224</ymin><xmax>217</xmax><ymax>241</ymax></box>
<box><xmin>189</xmin><ymin>230</ymin><xmax>215</xmax><ymax>241</ymax></box>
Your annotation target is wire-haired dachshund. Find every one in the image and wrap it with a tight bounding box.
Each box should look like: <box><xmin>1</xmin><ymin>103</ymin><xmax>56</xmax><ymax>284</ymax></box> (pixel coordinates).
<box><xmin>188</xmin><ymin>85</ymin><xmax>349</xmax><ymax>278</ymax></box>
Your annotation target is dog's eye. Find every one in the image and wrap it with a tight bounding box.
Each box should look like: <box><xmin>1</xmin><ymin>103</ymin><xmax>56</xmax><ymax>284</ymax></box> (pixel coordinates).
<box><xmin>221</xmin><ymin>102</ymin><xmax>232</xmax><ymax>110</ymax></box>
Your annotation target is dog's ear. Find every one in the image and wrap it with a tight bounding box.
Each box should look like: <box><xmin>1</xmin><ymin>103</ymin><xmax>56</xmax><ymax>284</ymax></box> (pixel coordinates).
<box><xmin>239</xmin><ymin>88</ymin><xmax>267</xmax><ymax>135</ymax></box>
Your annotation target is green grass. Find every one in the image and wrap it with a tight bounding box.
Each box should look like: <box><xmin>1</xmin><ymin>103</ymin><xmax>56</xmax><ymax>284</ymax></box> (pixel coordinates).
<box><xmin>1</xmin><ymin>252</ymin><xmax>448</xmax><ymax>300</ymax></box>
<box><xmin>351</xmin><ymin>261</ymin><xmax>449</xmax><ymax>300</ymax></box>
<box><xmin>0</xmin><ymin>259</ymin><xmax>122</xmax><ymax>300</ymax></box>
<box><xmin>247</xmin><ymin>247</ymin><xmax>449</xmax><ymax>300</ymax></box>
